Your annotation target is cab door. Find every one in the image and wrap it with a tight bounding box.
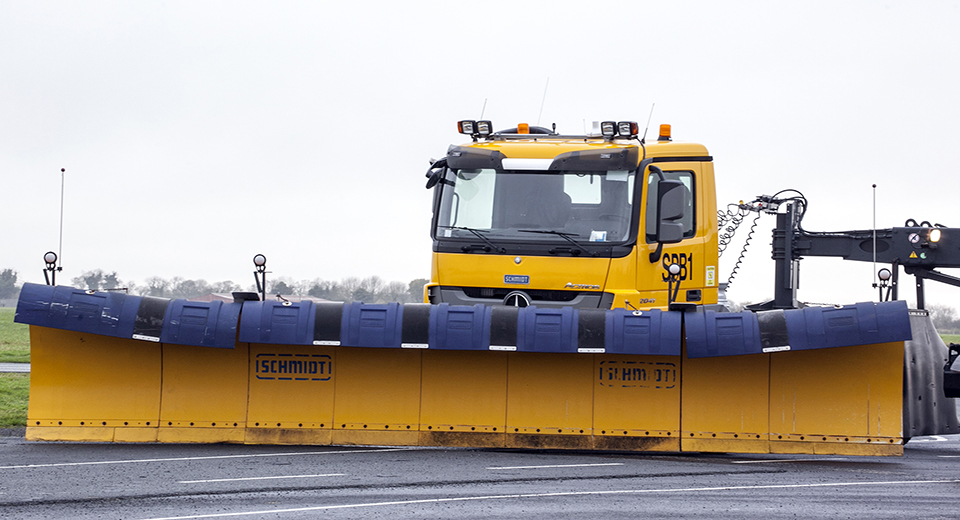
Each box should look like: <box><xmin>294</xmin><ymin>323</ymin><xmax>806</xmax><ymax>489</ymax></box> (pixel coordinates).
<box><xmin>635</xmin><ymin>161</ymin><xmax>717</xmax><ymax>309</ymax></box>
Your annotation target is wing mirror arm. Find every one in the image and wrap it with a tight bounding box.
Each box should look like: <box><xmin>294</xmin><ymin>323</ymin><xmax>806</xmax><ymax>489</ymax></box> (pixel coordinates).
<box><xmin>649</xmin><ymin>242</ymin><xmax>664</xmax><ymax>264</ymax></box>
<box><xmin>425</xmin><ymin>158</ymin><xmax>449</xmax><ymax>189</ymax></box>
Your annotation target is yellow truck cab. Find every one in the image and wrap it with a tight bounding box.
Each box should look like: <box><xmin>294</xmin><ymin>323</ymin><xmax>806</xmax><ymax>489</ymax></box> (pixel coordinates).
<box><xmin>424</xmin><ymin>120</ymin><xmax>718</xmax><ymax>310</ymax></box>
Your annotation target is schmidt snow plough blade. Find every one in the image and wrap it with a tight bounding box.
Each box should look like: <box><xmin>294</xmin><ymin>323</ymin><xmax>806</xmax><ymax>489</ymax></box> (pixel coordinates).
<box><xmin>16</xmin><ymin>283</ymin><xmax>941</xmax><ymax>455</ymax></box>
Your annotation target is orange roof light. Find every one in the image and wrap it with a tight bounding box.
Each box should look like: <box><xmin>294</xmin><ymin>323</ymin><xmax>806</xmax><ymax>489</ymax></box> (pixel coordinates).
<box><xmin>517</xmin><ymin>123</ymin><xmax>530</xmax><ymax>134</ymax></box>
<box><xmin>658</xmin><ymin>124</ymin><xmax>672</xmax><ymax>142</ymax></box>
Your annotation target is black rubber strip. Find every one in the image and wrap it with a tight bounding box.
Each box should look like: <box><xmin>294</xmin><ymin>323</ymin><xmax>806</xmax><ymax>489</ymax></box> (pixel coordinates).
<box><xmin>401</xmin><ymin>304</ymin><xmax>432</xmax><ymax>346</ymax></box>
<box><xmin>757</xmin><ymin>310</ymin><xmax>790</xmax><ymax>348</ymax></box>
<box><xmin>313</xmin><ymin>302</ymin><xmax>343</xmax><ymax>345</ymax></box>
<box><xmin>578</xmin><ymin>309</ymin><xmax>607</xmax><ymax>350</ymax></box>
<box><xmin>651</xmin><ymin>156</ymin><xmax>713</xmax><ymax>163</ymax></box>
<box><xmin>133</xmin><ymin>296</ymin><xmax>171</xmax><ymax>340</ymax></box>
<box><xmin>490</xmin><ymin>306</ymin><xmax>519</xmax><ymax>347</ymax></box>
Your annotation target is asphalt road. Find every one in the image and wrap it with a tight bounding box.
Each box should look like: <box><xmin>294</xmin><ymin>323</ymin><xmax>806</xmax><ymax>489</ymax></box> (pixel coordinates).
<box><xmin>0</xmin><ymin>435</ymin><xmax>958</xmax><ymax>519</ymax></box>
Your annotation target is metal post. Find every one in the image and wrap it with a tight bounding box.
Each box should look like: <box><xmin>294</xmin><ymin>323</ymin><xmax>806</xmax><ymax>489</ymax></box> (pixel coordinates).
<box><xmin>916</xmin><ymin>275</ymin><xmax>925</xmax><ymax>310</ymax></box>
<box><xmin>891</xmin><ymin>261</ymin><xmax>899</xmax><ymax>301</ymax></box>
<box><xmin>772</xmin><ymin>203</ymin><xmax>799</xmax><ymax>309</ymax></box>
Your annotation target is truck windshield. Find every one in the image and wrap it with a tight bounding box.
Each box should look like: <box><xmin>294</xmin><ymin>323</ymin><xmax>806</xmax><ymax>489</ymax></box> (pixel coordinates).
<box><xmin>434</xmin><ymin>168</ymin><xmax>636</xmax><ymax>244</ymax></box>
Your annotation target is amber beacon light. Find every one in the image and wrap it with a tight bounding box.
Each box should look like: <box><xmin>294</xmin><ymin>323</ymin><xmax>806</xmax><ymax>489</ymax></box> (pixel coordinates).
<box><xmin>658</xmin><ymin>124</ymin><xmax>672</xmax><ymax>142</ymax></box>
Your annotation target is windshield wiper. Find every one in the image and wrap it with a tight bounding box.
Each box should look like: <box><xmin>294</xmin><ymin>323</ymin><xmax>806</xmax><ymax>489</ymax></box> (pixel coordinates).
<box><xmin>516</xmin><ymin>229</ymin><xmax>594</xmax><ymax>256</ymax></box>
<box><xmin>440</xmin><ymin>226</ymin><xmax>506</xmax><ymax>254</ymax></box>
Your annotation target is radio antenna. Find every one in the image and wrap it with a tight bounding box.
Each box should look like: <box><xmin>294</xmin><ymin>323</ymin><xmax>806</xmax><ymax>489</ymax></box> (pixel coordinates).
<box><xmin>58</xmin><ymin>168</ymin><xmax>65</xmax><ymax>273</ymax></box>
<box><xmin>479</xmin><ymin>98</ymin><xmax>488</xmax><ymax>119</ymax></box>
<box><xmin>872</xmin><ymin>183</ymin><xmax>877</xmax><ymax>286</ymax></box>
<box><xmin>641</xmin><ymin>103</ymin><xmax>655</xmax><ymax>144</ymax></box>
<box><xmin>536</xmin><ymin>77</ymin><xmax>550</xmax><ymax>126</ymax></box>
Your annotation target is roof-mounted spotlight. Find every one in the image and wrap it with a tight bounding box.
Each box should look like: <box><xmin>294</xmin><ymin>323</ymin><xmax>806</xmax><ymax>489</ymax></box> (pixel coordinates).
<box><xmin>476</xmin><ymin>120</ymin><xmax>493</xmax><ymax>137</ymax></box>
<box><xmin>457</xmin><ymin>120</ymin><xmax>476</xmax><ymax>135</ymax></box>
<box><xmin>458</xmin><ymin>119</ymin><xmax>494</xmax><ymax>140</ymax></box>
<box><xmin>617</xmin><ymin>121</ymin><xmax>639</xmax><ymax>138</ymax></box>
<box><xmin>929</xmin><ymin>228</ymin><xmax>942</xmax><ymax>243</ymax></box>
<box><xmin>600</xmin><ymin>121</ymin><xmax>617</xmax><ymax>138</ymax></box>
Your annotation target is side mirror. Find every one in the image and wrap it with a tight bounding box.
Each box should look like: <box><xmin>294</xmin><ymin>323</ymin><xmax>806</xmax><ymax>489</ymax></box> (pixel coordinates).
<box><xmin>425</xmin><ymin>158</ymin><xmax>448</xmax><ymax>189</ymax></box>
<box><xmin>655</xmin><ymin>179</ymin><xmax>685</xmax><ymax>244</ymax></box>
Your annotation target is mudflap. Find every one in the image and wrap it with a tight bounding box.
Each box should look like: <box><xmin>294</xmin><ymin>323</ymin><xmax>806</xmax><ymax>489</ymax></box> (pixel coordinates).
<box><xmin>903</xmin><ymin>310</ymin><xmax>960</xmax><ymax>437</ymax></box>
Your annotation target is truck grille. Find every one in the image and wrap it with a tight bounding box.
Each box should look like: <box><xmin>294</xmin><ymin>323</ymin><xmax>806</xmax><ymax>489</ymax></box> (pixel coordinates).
<box><xmin>460</xmin><ymin>287</ymin><xmax>580</xmax><ymax>302</ymax></box>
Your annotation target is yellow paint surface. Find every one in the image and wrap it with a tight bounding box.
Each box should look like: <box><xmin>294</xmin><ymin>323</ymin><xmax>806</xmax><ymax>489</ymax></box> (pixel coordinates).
<box><xmin>681</xmin><ymin>352</ymin><xmax>770</xmax><ymax>453</ymax></box>
<box><xmin>506</xmin><ymin>353</ymin><xmax>594</xmax><ymax>434</ymax></box>
<box><xmin>332</xmin><ymin>348</ymin><xmax>422</xmax><ymax>430</ymax></box>
<box><xmin>28</xmin><ymin>327</ymin><xmax>161</xmax><ymax>427</ymax></box>
<box><xmin>419</xmin><ymin>350</ymin><xmax>507</xmax><ymax>432</ymax></box>
<box><xmin>769</xmin><ymin>342</ymin><xmax>904</xmax><ymax>453</ymax></box>
<box><xmin>160</xmin><ymin>341</ymin><xmax>250</xmax><ymax>429</ymax></box>
<box><xmin>157</xmin><ymin>427</ymin><xmax>246</xmax><ymax>443</ymax></box>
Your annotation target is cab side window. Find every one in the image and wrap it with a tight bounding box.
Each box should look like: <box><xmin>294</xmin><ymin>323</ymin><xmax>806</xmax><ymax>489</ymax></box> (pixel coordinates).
<box><xmin>645</xmin><ymin>170</ymin><xmax>695</xmax><ymax>242</ymax></box>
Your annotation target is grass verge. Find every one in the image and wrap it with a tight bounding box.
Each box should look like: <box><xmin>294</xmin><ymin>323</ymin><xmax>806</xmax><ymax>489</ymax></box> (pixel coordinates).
<box><xmin>0</xmin><ymin>373</ymin><xmax>28</xmax><ymax>428</ymax></box>
<box><xmin>0</xmin><ymin>308</ymin><xmax>30</xmax><ymax>363</ymax></box>
<box><xmin>0</xmin><ymin>307</ymin><xmax>29</xmax><ymax>428</ymax></box>
<box><xmin>940</xmin><ymin>334</ymin><xmax>960</xmax><ymax>345</ymax></box>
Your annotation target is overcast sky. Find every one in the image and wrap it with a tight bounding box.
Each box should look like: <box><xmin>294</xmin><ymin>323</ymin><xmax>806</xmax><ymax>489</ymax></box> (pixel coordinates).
<box><xmin>3</xmin><ymin>1</ymin><xmax>960</xmax><ymax>307</ymax></box>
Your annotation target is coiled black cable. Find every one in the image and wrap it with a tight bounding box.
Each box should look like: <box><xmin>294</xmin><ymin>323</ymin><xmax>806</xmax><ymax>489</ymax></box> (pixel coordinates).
<box><xmin>726</xmin><ymin>212</ymin><xmax>760</xmax><ymax>288</ymax></box>
<box><xmin>718</xmin><ymin>203</ymin><xmax>750</xmax><ymax>257</ymax></box>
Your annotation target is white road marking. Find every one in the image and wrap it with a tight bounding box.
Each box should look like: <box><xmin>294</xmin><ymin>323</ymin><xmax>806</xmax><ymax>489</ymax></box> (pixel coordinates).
<box><xmin>0</xmin><ymin>448</ymin><xmax>415</xmax><ymax>470</ymax></box>
<box><xmin>909</xmin><ymin>436</ymin><xmax>948</xmax><ymax>442</ymax></box>
<box><xmin>179</xmin><ymin>473</ymin><xmax>344</xmax><ymax>484</ymax></box>
<box><xmin>937</xmin><ymin>455</ymin><xmax>960</xmax><ymax>458</ymax></box>
<box><xmin>732</xmin><ymin>458</ymin><xmax>848</xmax><ymax>464</ymax></box>
<box><xmin>487</xmin><ymin>463</ymin><xmax>624</xmax><ymax>470</ymax></box>
<box><xmin>138</xmin><ymin>479</ymin><xmax>960</xmax><ymax>520</ymax></box>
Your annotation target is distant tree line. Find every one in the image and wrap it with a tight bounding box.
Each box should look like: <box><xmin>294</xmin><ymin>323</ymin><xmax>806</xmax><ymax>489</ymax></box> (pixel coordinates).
<box><xmin>928</xmin><ymin>303</ymin><xmax>960</xmax><ymax>334</ymax></box>
<box><xmin>302</xmin><ymin>277</ymin><xmax>428</xmax><ymax>303</ymax></box>
<box><xmin>0</xmin><ymin>269</ymin><xmax>18</xmax><ymax>300</ymax></box>
<box><xmin>62</xmin><ymin>269</ymin><xmax>429</xmax><ymax>303</ymax></box>
<box><xmin>136</xmin><ymin>276</ymin><xmax>242</xmax><ymax>299</ymax></box>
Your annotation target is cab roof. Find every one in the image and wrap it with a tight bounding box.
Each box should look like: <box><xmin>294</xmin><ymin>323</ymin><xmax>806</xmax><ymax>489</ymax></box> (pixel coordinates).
<box><xmin>458</xmin><ymin>137</ymin><xmax>710</xmax><ymax>161</ymax></box>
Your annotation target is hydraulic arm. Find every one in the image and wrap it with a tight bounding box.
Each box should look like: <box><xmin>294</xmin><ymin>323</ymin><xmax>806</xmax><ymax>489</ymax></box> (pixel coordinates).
<box><xmin>749</xmin><ymin>192</ymin><xmax>960</xmax><ymax>310</ymax></box>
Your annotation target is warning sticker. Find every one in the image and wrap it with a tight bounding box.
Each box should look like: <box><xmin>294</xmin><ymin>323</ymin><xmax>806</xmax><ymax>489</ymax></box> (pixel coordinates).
<box><xmin>705</xmin><ymin>266</ymin><xmax>716</xmax><ymax>287</ymax></box>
